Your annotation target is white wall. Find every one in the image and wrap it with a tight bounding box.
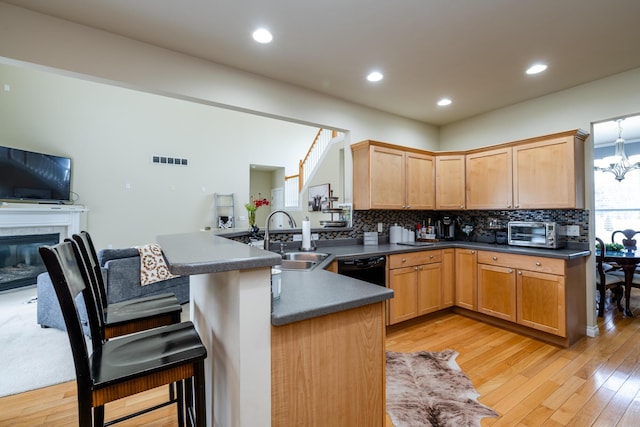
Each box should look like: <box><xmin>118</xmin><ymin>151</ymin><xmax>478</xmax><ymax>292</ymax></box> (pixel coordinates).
<box><xmin>0</xmin><ymin>63</ymin><xmax>317</xmax><ymax>248</ymax></box>
<box><xmin>0</xmin><ymin>3</ymin><xmax>438</xmax><ymax>249</ymax></box>
<box><xmin>440</xmin><ymin>68</ymin><xmax>640</xmax><ymax>150</ymax></box>
<box><xmin>440</xmin><ymin>67</ymin><xmax>640</xmax><ymax>334</ymax></box>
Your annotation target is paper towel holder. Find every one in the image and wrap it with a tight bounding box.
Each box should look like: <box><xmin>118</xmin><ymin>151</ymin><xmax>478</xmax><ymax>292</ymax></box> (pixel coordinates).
<box><xmin>299</xmin><ymin>216</ymin><xmax>317</xmax><ymax>251</ymax></box>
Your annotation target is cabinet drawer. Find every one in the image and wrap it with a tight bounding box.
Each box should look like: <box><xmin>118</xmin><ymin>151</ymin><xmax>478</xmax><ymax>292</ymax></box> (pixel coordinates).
<box><xmin>478</xmin><ymin>251</ymin><xmax>564</xmax><ymax>275</ymax></box>
<box><xmin>388</xmin><ymin>250</ymin><xmax>442</xmax><ymax>269</ymax></box>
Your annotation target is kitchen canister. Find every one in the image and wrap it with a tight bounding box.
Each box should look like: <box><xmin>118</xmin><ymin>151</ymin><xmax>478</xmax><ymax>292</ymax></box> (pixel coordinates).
<box><xmin>389</xmin><ymin>224</ymin><xmax>402</xmax><ymax>244</ymax></box>
<box><xmin>271</xmin><ymin>268</ymin><xmax>281</xmax><ymax>299</ymax></box>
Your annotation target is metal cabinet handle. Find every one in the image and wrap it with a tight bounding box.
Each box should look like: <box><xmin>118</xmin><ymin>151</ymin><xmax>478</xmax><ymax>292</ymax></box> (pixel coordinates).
<box><xmin>536</xmin><ymin>262</ymin><xmax>541</xmax><ymax>266</ymax></box>
<box><xmin>518</xmin><ymin>271</ymin><xmax>522</xmax><ymax>275</ymax></box>
<box><xmin>429</xmin><ymin>255</ymin><xmax>434</xmax><ymax>259</ymax></box>
<box><xmin>418</xmin><ymin>266</ymin><xmax>423</xmax><ymax>270</ymax></box>
<box><xmin>471</xmin><ymin>250</ymin><xmax>476</xmax><ymax>254</ymax></box>
<box><xmin>415</xmin><ymin>266</ymin><xmax>419</xmax><ymax>271</ymax></box>
<box><xmin>402</xmin><ymin>258</ymin><xmax>407</xmax><ymax>263</ymax></box>
<box><xmin>509</xmin><ymin>269</ymin><xmax>513</xmax><ymax>273</ymax></box>
<box><xmin>492</xmin><ymin>256</ymin><xmax>497</xmax><ymax>261</ymax></box>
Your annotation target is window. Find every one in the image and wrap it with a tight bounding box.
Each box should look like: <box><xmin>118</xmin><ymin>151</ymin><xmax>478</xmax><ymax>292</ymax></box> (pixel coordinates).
<box><xmin>594</xmin><ymin>115</ymin><xmax>640</xmax><ymax>240</ymax></box>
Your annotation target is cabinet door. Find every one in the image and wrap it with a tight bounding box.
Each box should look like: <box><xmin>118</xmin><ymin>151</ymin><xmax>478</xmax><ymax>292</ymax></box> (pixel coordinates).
<box><xmin>370</xmin><ymin>145</ymin><xmax>405</xmax><ymax>209</ymax></box>
<box><xmin>435</xmin><ymin>155</ymin><xmax>466</xmax><ymax>210</ymax></box>
<box><xmin>512</xmin><ymin>136</ymin><xmax>582</xmax><ymax>209</ymax></box>
<box><xmin>516</xmin><ymin>270</ymin><xmax>566</xmax><ymax>336</ymax></box>
<box><xmin>417</xmin><ymin>263</ymin><xmax>441</xmax><ymax>315</ymax></box>
<box><xmin>466</xmin><ymin>147</ymin><xmax>513</xmax><ymax>210</ymax></box>
<box><xmin>406</xmin><ymin>151</ymin><xmax>435</xmax><ymax>210</ymax></box>
<box><xmin>455</xmin><ymin>249</ymin><xmax>477</xmax><ymax>310</ymax></box>
<box><xmin>477</xmin><ymin>264</ymin><xmax>517</xmax><ymax>322</ymax></box>
<box><xmin>441</xmin><ymin>248</ymin><xmax>455</xmax><ymax>308</ymax></box>
<box><xmin>388</xmin><ymin>266</ymin><xmax>418</xmax><ymax>324</ymax></box>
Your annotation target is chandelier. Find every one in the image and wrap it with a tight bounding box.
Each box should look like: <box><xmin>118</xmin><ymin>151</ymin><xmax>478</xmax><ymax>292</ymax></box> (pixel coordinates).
<box><xmin>594</xmin><ymin>119</ymin><xmax>640</xmax><ymax>181</ymax></box>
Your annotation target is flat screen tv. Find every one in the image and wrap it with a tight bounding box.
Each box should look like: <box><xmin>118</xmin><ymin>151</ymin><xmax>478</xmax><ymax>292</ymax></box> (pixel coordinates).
<box><xmin>0</xmin><ymin>145</ymin><xmax>72</xmax><ymax>203</ymax></box>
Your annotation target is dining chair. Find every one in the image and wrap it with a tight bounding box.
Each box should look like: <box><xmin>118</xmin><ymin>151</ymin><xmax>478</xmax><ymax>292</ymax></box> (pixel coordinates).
<box><xmin>39</xmin><ymin>240</ymin><xmax>207</xmax><ymax>427</ymax></box>
<box><xmin>71</xmin><ymin>231</ymin><xmax>182</xmax><ymax>339</ymax></box>
<box><xmin>611</xmin><ymin>229</ymin><xmax>640</xmax><ymax>251</ymax></box>
<box><xmin>596</xmin><ymin>237</ymin><xmax>625</xmax><ymax>317</ymax></box>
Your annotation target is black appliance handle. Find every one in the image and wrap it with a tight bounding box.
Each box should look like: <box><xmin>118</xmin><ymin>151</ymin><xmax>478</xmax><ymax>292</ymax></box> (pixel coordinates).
<box><xmin>341</xmin><ymin>256</ymin><xmax>386</xmax><ymax>269</ymax></box>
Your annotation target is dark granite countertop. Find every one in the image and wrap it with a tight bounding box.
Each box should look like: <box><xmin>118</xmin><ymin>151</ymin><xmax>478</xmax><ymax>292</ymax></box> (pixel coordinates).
<box><xmin>316</xmin><ymin>241</ymin><xmax>590</xmax><ymax>261</ymax></box>
<box><xmin>157</xmin><ymin>232</ymin><xmax>394</xmax><ymax>326</ymax></box>
<box><xmin>157</xmin><ymin>232</ymin><xmax>282</xmax><ymax>275</ymax></box>
<box><xmin>158</xmin><ymin>232</ymin><xmax>590</xmax><ymax>327</ymax></box>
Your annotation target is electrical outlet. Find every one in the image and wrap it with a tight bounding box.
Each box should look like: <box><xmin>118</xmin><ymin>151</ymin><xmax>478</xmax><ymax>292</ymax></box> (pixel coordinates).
<box><xmin>566</xmin><ymin>225</ymin><xmax>580</xmax><ymax>237</ymax></box>
<box><xmin>293</xmin><ymin>234</ymin><xmax>302</xmax><ymax>242</ymax></box>
<box><xmin>311</xmin><ymin>233</ymin><xmax>319</xmax><ymax>240</ymax></box>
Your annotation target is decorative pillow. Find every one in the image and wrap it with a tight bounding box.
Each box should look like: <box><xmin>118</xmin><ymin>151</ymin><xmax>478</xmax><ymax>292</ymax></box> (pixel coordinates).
<box><xmin>134</xmin><ymin>244</ymin><xmax>179</xmax><ymax>286</ymax></box>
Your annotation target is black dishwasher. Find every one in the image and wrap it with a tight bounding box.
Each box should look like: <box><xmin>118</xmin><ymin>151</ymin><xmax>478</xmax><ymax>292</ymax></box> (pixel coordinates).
<box><xmin>337</xmin><ymin>256</ymin><xmax>386</xmax><ymax>286</ymax></box>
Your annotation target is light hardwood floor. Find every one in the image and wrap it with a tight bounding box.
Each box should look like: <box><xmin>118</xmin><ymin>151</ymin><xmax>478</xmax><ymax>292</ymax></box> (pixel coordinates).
<box><xmin>1</xmin><ymin>289</ymin><xmax>639</xmax><ymax>426</ymax></box>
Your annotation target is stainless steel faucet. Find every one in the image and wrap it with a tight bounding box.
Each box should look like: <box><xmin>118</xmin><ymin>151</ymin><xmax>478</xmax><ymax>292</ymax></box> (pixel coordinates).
<box><xmin>264</xmin><ymin>210</ymin><xmax>297</xmax><ymax>251</ymax></box>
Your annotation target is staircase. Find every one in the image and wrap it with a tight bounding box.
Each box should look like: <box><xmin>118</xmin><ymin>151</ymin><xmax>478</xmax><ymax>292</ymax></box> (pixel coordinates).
<box><xmin>284</xmin><ymin>128</ymin><xmax>342</xmax><ymax>208</ymax></box>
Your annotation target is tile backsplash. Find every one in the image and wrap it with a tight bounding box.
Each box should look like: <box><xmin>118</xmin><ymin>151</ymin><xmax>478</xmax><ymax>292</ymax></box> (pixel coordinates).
<box><xmin>351</xmin><ymin>209</ymin><xmax>589</xmax><ymax>244</ymax></box>
<box><xmin>231</xmin><ymin>209</ymin><xmax>589</xmax><ymax>245</ymax></box>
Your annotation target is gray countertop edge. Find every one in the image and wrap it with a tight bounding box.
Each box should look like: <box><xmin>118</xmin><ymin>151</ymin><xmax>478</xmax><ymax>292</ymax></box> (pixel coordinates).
<box><xmin>317</xmin><ymin>241</ymin><xmax>590</xmax><ymax>261</ymax></box>
<box><xmin>157</xmin><ymin>231</ymin><xmax>282</xmax><ymax>275</ymax></box>
<box><xmin>157</xmin><ymin>232</ymin><xmax>590</xmax><ymax>328</ymax></box>
<box><xmin>270</xmin><ymin>269</ymin><xmax>394</xmax><ymax>326</ymax></box>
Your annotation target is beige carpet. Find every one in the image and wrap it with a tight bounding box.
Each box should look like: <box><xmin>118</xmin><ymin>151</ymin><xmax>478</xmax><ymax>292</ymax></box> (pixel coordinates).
<box><xmin>0</xmin><ymin>285</ymin><xmax>190</xmax><ymax>397</ymax></box>
<box><xmin>0</xmin><ymin>286</ymin><xmax>75</xmax><ymax>397</ymax></box>
<box><xmin>386</xmin><ymin>349</ymin><xmax>498</xmax><ymax>427</ymax></box>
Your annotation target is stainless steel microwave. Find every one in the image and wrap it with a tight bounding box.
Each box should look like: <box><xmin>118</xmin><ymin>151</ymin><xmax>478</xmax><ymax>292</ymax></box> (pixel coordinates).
<box><xmin>507</xmin><ymin>221</ymin><xmax>563</xmax><ymax>249</ymax></box>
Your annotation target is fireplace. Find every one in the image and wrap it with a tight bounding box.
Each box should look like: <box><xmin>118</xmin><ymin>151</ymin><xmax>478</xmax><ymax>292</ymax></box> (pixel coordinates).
<box><xmin>0</xmin><ymin>233</ymin><xmax>60</xmax><ymax>291</ymax></box>
<box><xmin>0</xmin><ymin>203</ymin><xmax>87</xmax><ymax>291</ymax></box>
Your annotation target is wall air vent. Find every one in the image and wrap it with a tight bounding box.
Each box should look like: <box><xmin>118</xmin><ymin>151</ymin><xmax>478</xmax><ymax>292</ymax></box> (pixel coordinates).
<box><xmin>152</xmin><ymin>155</ymin><xmax>188</xmax><ymax>166</ymax></box>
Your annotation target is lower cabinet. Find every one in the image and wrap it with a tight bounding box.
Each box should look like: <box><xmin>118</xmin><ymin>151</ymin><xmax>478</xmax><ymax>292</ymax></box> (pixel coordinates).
<box><xmin>454</xmin><ymin>248</ymin><xmax>478</xmax><ymax>311</ymax></box>
<box><xmin>387</xmin><ymin>250</ymin><xmax>444</xmax><ymax>325</ymax></box>
<box><xmin>477</xmin><ymin>263</ymin><xmax>516</xmax><ymax>322</ymax></box>
<box><xmin>476</xmin><ymin>251</ymin><xmax>567</xmax><ymax>337</ymax></box>
<box><xmin>516</xmin><ymin>269</ymin><xmax>566</xmax><ymax>336</ymax></box>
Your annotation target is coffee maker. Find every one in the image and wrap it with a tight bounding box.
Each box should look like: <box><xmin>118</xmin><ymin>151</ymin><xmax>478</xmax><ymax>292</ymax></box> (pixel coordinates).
<box><xmin>438</xmin><ymin>216</ymin><xmax>456</xmax><ymax>240</ymax></box>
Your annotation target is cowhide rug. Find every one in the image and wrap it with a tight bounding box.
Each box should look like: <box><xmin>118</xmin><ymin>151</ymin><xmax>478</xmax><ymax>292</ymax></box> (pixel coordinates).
<box><xmin>386</xmin><ymin>349</ymin><xmax>498</xmax><ymax>427</ymax></box>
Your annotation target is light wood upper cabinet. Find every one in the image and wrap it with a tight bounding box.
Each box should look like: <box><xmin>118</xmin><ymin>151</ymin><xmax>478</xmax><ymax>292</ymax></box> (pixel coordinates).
<box><xmin>436</xmin><ymin>154</ymin><xmax>465</xmax><ymax>210</ymax></box>
<box><xmin>466</xmin><ymin>147</ymin><xmax>513</xmax><ymax>210</ymax></box>
<box><xmin>406</xmin><ymin>151</ymin><xmax>436</xmax><ymax>210</ymax></box>
<box><xmin>512</xmin><ymin>132</ymin><xmax>586</xmax><ymax>209</ymax></box>
<box><xmin>351</xmin><ymin>141</ymin><xmax>435</xmax><ymax>210</ymax></box>
<box><xmin>351</xmin><ymin>130</ymin><xmax>586</xmax><ymax>211</ymax></box>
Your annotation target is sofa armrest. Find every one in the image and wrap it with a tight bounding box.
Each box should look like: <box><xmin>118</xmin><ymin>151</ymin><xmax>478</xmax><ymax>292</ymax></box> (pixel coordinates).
<box><xmin>97</xmin><ymin>248</ymin><xmax>139</xmax><ymax>267</ymax></box>
<box><xmin>103</xmin><ymin>257</ymin><xmax>189</xmax><ymax>304</ymax></box>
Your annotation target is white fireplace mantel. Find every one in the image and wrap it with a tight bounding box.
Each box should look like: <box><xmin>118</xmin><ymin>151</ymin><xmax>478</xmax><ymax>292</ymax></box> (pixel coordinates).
<box><xmin>0</xmin><ymin>203</ymin><xmax>88</xmax><ymax>240</ymax></box>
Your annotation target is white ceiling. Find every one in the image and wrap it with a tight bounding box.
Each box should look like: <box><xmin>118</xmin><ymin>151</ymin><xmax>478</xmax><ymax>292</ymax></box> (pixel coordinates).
<box><xmin>3</xmin><ymin>0</ymin><xmax>640</xmax><ymax>142</ymax></box>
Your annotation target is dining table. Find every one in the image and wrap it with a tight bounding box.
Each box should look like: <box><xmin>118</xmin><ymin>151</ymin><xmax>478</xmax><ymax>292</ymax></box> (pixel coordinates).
<box><xmin>600</xmin><ymin>247</ymin><xmax>640</xmax><ymax>316</ymax></box>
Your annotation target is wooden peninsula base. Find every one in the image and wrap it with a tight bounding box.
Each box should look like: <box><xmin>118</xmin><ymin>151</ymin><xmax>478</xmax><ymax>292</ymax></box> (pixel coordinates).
<box><xmin>271</xmin><ymin>302</ymin><xmax>386</xmax><ymax>426</ymax></box>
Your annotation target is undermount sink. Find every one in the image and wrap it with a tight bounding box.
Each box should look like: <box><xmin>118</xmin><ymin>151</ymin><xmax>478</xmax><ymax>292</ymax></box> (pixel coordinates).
<box><xmin>275</xmin><ymin>252</ymin><xmax>330</xmax><ymax>270</ymax></box>
<box><xmin>281</xmin><ymin>252</ymin><xmax>329</xmax><ymax>262</ymax></box>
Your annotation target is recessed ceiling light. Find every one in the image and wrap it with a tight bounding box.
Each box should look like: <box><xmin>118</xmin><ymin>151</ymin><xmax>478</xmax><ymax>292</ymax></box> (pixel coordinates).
<box><xmin>526</xmin><ymin>63</ymin><xmax>547</xmax><ymax>75</ymax></box>
<box><xmin>437</xmin><ymin>98</ymin><xmax>452</xmax><ymax>106</ymax></box>
<box><xmin>252</xmin><ymin>28</ymin><xmax>273</xmax><ymax>44</ymax></box>
<box><xmin>366</xmin><ymin>71</ymin><xmax>384</xmax><ymax>82</ymax></box>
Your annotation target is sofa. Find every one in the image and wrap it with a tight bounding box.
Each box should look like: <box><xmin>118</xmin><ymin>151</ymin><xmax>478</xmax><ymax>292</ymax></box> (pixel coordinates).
<box><xmin>37</xmin><ymin>247</ymin><xmax>189</xmax><ymax>333</ymax></box>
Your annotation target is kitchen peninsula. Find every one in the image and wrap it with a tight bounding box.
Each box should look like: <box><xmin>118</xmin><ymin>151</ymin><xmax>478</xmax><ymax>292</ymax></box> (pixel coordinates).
<box><xmin>157</xmin><ymin>231</ymin><xmax>394</xmax><ymax>427</ymax></box>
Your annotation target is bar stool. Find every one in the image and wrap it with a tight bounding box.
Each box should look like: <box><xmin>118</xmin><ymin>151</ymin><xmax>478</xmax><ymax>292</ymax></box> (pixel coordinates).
<box><xmin>39</xmin><ymin>240</ymin><xmax>207</xmax><ymax>426</ymax></box>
